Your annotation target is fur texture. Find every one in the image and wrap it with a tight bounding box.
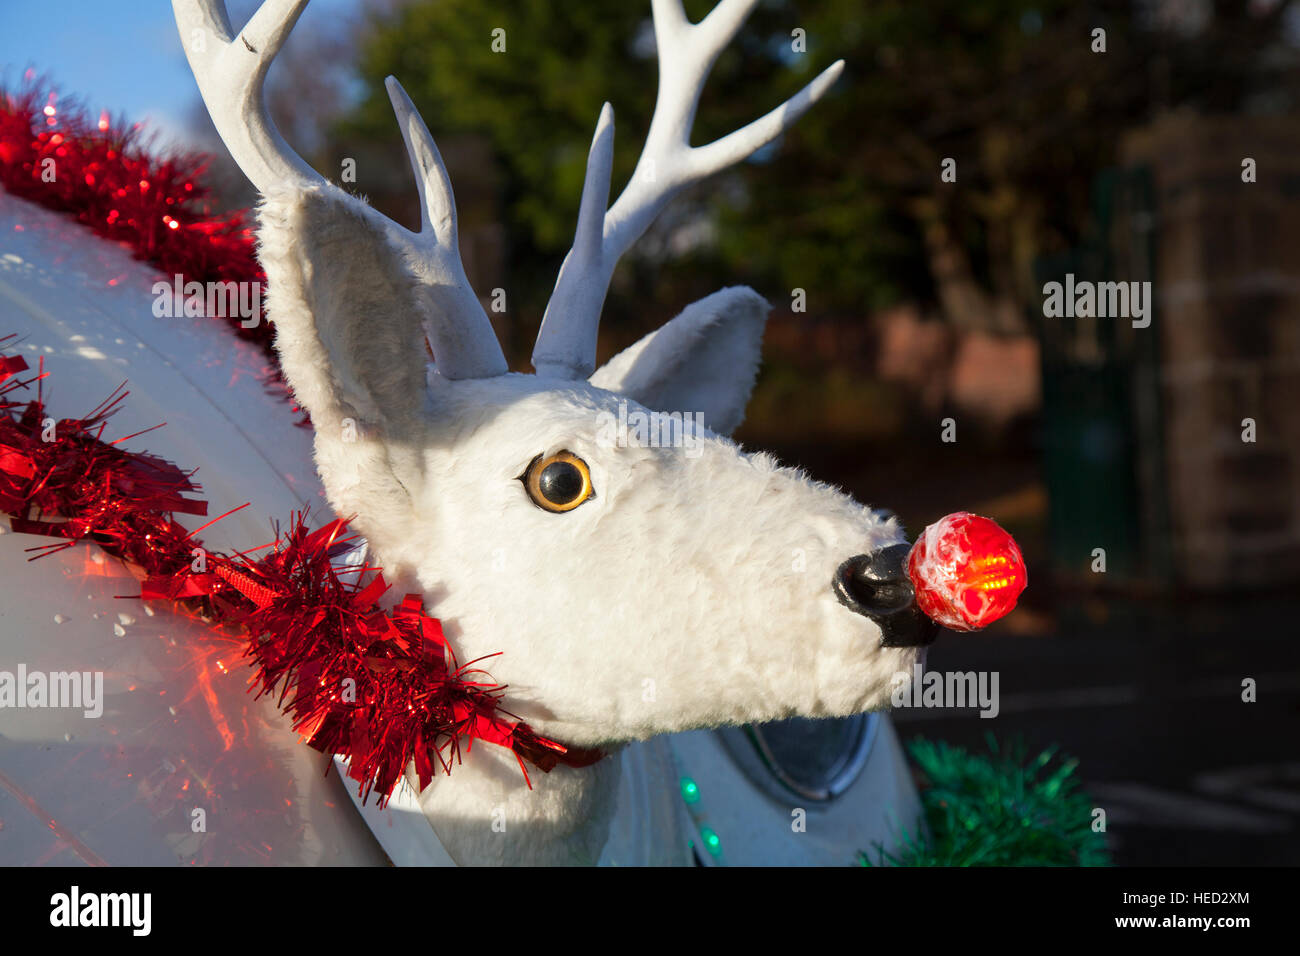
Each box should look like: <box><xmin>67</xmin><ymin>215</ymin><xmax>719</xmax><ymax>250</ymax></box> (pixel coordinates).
<box><xmin>589</xmin><ymin>286</ymin><xmax>768</xmax><ymax>436</ymax></box>
<box><xmin>259</xmin><ymin>193</ymin><xmax>921</xmax><ymax>861</ymax></box>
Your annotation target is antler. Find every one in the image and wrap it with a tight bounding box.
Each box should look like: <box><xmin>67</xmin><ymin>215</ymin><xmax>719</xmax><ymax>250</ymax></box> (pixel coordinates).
<box><xmin>171</xmin><ymin>0</ymin><xmax>320</xmax><ymax>192</ymax></box>
<box><xmin>531</xmin><ymin>0</ymin><xmax>845</xmax><ymax>380</ymax></box>
<box><xmin>173</xmin><ymin>0</ymin><xmax>506</xmax><ymax>383</ymax></box>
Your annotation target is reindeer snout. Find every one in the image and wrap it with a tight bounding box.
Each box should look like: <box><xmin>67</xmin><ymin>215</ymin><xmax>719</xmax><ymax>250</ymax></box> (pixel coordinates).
<box><xmin>832</xmin><ymin>545</ymin><xmax>939</xmax><ymax>648</ymax></box>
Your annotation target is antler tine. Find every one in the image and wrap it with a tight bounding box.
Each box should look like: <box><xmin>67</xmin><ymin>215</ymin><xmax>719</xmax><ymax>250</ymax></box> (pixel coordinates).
<box><xmin>383</xmin><ymin>76</ymin><xmax>510</xmax><ymax>380</ymax></box>
<box><xmin>385</xmin><ymin>76</ymin><xmax>459</xmax><ymax>246</ymax></box>
<box><xmin>172</xmin><ymin>0</ymin><xmax>323</xmax><ymax>193</ymax></box>
<box><xmin>534</xmin><ymin>0</ymin><xmax>845</xmax><ymax>379</ymax></box>
<box><xmin>652</xmin><ymin>0</ymin><xmax>760</xmax><ymax>80</ymax></box>
<box><xmin>573</xmin><ymin>104</ymin><xmax>617</xmax><ymax>267</ymax></box>
<box><xmin>532</xmin><ymin>104</ymin><xmax>615</xmax><ymax>379</ymax></box>
<box><xmin>688</xmin><ymin>61</ymin><xmax>844</xmax><ymax>177</ymax></box>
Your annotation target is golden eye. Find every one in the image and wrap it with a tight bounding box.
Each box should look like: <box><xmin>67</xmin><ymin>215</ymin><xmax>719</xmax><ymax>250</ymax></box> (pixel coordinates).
<box><xmin>520</xmin><ymin>450</ymin><xmax>594</xmax><ymax>513</ymax></box>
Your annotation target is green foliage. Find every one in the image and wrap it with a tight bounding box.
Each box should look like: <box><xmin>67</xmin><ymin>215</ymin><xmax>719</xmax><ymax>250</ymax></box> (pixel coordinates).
<box><xmin>331</xmin><ymin>0</ymin><xmax>1295</xmax><ymax>339</ymax></box>
<box><xmin>861</xmin><ymin>735</ymin><xmax>1111</xmax><ymax>866</ymax></box>
<box><xmin>342</xmin><ymin>2</ymin><xmax>651</xmax><ymax>262</ymax></box>
<box><xmin>338</xmin><ymin>0</ymin><xmax>922</xmax><ymax>323</ymax></box>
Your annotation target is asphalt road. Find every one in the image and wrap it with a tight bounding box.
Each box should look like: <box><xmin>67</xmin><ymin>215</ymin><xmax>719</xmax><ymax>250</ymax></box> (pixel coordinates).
<box><xmin>891</xmin><ymin>591</ymin><xmax>1300</xmax><ymax>866</ymax></box>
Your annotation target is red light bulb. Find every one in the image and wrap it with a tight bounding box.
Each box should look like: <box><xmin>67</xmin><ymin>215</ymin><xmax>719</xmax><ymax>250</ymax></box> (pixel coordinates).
<box><xmin>906</xmin><ymin>512</ymin><xmax>1026</xmax><ymax>631</ymax></box>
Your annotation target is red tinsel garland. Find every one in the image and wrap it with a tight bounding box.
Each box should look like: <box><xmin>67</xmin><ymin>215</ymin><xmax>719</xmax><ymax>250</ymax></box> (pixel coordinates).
<box><xmin>0</xmin><ymin>81</ymin><xmax>603</xmax><ymax>802</ymax></box>
<box><xmin>0</xmin><ymin>82</ymin><xmax>273</xmax><ymax>355</ymax></box>
<box><xmin>0</xmin><ymin>81</ymin><xmax>307</xmax><ymax>423</ymax></box>
<box><xmin>0</xmin><ymin>344</ymin><xmax>601</xmax><ymax>804</ymax></box>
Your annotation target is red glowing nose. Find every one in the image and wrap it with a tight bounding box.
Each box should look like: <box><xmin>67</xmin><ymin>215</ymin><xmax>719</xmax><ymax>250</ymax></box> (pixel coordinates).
<box><xmin>906</xmin><ymin>512</ymin><xmax>1027</xmax><ymax>632</ymax></box>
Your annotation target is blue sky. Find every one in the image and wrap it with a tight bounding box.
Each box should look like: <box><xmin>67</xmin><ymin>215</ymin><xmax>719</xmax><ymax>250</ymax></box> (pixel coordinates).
<box><xmin>0</xmin><ymin>0</ymin><xmax>353</xmax><ymax>150</ymax></box>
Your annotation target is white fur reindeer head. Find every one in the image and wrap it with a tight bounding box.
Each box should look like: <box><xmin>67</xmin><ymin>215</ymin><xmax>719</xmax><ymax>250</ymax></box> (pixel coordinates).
<box><xmin>174</xmin><ymin>0</ymin><xmax>941</xmax><ymax>756</ymax></box>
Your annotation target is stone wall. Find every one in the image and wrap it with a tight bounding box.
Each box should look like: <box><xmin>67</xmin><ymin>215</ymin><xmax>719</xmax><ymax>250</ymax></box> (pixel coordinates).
<box><xmin>1123</xmin><ymin>113</ymin><xmax>1300</xmax><ymax>589</ymax></box>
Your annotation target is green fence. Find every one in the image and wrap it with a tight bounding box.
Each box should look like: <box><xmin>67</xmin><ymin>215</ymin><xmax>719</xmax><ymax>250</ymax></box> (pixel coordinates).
<box><xmin>1032</xmin><ymin>167</ymin><xmax>1172</xmax><ymax>586</ymax></box>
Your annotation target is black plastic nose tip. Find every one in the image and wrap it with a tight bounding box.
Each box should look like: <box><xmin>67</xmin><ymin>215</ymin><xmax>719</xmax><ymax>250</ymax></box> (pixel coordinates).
<box><xmin>833</xmin><ymin>545</ymin><xmax>939</xmax><ymax>648</ymax></box>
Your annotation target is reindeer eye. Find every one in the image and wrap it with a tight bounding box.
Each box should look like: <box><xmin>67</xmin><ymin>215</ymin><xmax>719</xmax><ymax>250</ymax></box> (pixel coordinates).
<box><xmin>520</xmin><ymin>451</ymin><xmax>594</xmax><ymax>513</ymax></box>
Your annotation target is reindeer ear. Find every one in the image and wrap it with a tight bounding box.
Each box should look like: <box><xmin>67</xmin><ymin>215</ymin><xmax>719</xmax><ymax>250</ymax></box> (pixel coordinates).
<box><xmin>590</xmin><ymin>286</ymin><xmax>769</xmax><ymax>436</ymax></box>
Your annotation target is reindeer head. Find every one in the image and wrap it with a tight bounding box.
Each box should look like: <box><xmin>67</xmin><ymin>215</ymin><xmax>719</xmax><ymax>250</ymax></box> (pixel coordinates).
<box><xmin>175</xmin><ymin>0</ymin><xmax>939</xmax><ymax>752</ymax></box>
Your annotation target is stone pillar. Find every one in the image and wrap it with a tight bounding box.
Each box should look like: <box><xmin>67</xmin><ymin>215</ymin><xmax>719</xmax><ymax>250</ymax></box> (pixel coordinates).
<box><xmin>1122</xmin><ymin>115</ymin><xmax>1300</xmax><ymax>588</ymax></box>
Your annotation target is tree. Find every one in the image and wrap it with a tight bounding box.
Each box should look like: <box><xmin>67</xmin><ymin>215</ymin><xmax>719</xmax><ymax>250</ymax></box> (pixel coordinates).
<box><xmin>322</xmin><ymin>0</ymin><xmax>1298</xmax><ymax>359</ymax></box>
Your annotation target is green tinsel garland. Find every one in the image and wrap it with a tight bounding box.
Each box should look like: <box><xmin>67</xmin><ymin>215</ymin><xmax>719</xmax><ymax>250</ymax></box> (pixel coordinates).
<box><xmin>862</xmin><ymin>736</ymin><xmax>1112</xmax><ymax>866</ymax></box>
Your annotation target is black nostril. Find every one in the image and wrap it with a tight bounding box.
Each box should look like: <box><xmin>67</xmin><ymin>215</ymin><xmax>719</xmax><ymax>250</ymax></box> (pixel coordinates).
<box><xmin>836</xmin><ymin>545</ymin><xmax>913</xmax><ymax>610</ymax></box>
<box><xmin>833</xmin><ymin>545</ymin><xmax>938</xmax><ymax>648</ymax></box>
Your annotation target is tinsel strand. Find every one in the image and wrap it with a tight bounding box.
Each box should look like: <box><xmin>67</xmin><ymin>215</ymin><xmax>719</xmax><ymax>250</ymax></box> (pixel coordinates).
<box><xmin>0</xmin><ymin>346</ymin><xmax>601</xmax><ymax>805</ymax></box>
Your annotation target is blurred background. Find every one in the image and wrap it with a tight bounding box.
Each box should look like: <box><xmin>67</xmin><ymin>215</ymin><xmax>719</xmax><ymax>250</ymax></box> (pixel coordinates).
<box><xmin>3</xmin><ymin>0</ymin><xmax>1298</xmax><ymax>864</ymax></box>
